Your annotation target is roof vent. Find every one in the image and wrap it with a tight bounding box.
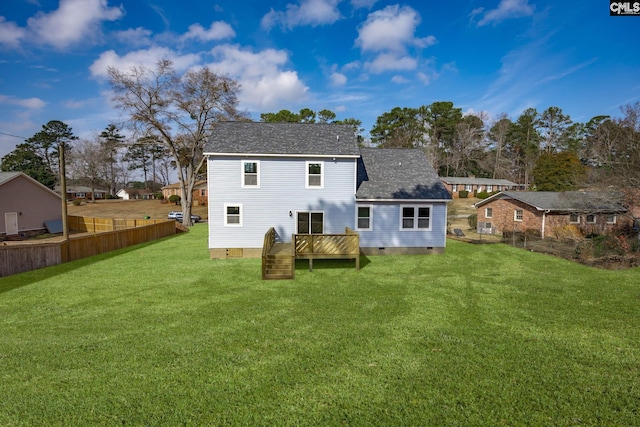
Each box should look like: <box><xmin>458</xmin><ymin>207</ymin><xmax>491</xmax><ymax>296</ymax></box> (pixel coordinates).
<box><xmin>336</xmin><ymin>135</ymin><xmax>339</xmax><ymax>141</ymax></box>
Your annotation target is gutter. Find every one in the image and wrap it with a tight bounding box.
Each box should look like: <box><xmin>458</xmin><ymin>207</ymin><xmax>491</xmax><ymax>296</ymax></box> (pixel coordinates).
<box><xmin>541</xmin><ymin>209</ymin><xmax>550</xmax><ymax>239</ymax></box>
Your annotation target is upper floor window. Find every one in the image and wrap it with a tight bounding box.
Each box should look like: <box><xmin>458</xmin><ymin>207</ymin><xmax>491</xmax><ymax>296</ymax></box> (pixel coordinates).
<box><xmin>485</xmin><ymin>208</ymin><xmax>493</xmax><ymax>218</ymax></box>
<box><xmin>356</xmin><ymin>206</ymin><xmax>372</xmax><ymax>230</ymax></box>
<box><xmin>306</xmin><ymin>161</ymin><xmax>324</xmax><ymax>188</ymax></box>
<box><xmin>242</xmin><ymin>161</ymin><xmax>259</xmax><ymax>187</ymax></box>
<box><xmin>514</xmin><ymin>209</ymin><xmax>523</xmax><ymax>222</ymax></box>
<box><xmin>401</xmin><ymin>205</ymin><xmax>431</xmax><ymax>230</ymax></box>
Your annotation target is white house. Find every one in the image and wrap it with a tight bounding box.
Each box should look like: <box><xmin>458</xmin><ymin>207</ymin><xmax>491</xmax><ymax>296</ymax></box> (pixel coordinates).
<box><xmin>204</xmin><ymin>122</ymin><xmax>451</xmax><ymax>259</ymax></box>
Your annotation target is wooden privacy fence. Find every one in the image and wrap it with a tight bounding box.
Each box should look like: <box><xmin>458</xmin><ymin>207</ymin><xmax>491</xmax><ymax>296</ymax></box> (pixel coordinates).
<box><xmin>0</xmin><ymin>217</ymin><xmax>176</xmax><ymax>277</ymax></box>
<box><xmin>294</xmin><ymin>227</ymin><xmax>360</xmax><ymax>271</ymax></box>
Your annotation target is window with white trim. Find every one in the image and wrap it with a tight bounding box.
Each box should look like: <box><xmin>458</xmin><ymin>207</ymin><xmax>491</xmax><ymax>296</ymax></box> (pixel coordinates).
<box><xmin>452</xmin><ymin>184</ymin><xmax>458</xmax><ymax>192</ymax></box>
<box><xmin>401</xmin><ymin>205</ymin><xmax>431</xmax><ymax>230</ymax></box>
<box><xmin>485</xmin><ymin>208</ymin><xmax>493</xmax><ymax>218</ymax></box>
<box><xmin>586</xmin><ymin>214</ymin><xmax>596</xmax><ymax>224</ymax></box>
<box><xmin>514</xmin><ymin>209</ymin><xmax>523</xmax><ymax>222</ymax></box>
<box><xmin>306</xmin><ymin>161</ymin><xmax>323</xmax><ymax>188</ymax></box>
<box><xmin>356</xmin><ymin>206</ymin><xmax>372</xmax><ymax>230</ymax></box>
<box><xmin>606</xmin><ymin>214</ymin><xmax>617</xmax><ymax>224</ymax></box>
<box><xmin>486</xmin><ymin>185</ymin><xmax>493</xmax><ymax>192</ymax></box>
<box><xmin>224</xmin><ymin>204</ymin><xmax>242</xmax><ymax>226</ymax></box>
<box><xmin>242</xmin><ymin>161</ymin><xmax>259</xmax><ymax>187</ymax></box>
<box><xmin>465</xmin><ymin>184</ymin><xmax>472</xmax><ymax>192</ymax></box>
<box><xmin>569</xmin><ymin>214</ymin><xmax>580</xmax><ymax>224</ymax></box>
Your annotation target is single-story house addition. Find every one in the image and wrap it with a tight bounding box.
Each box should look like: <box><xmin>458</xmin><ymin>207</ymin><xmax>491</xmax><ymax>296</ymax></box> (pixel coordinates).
<box><xmin>1</xmin><ymin>171</ymin><xmax>61</xmax><ymax>238</ymax></box>
<box><xmin>204</xmin><ymin>122</ymin><xmax>452</xmax><ymax>259</ymax></box>
<box><xmin>474</xmin><ymin>191</ymin><xmax>630</xmax><ymax>239</ymax></box>
<box><xmin>441</xmin><ymin>177</ymin><xmax>519</xmax><ymax>198</ymax></box>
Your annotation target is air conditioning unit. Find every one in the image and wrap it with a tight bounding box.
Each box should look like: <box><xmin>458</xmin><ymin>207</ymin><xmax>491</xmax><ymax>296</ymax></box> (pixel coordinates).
<box><xmin>478</xmin><ymin>222</ymin><xmax>494</xmax><ymax>235</ymax></box>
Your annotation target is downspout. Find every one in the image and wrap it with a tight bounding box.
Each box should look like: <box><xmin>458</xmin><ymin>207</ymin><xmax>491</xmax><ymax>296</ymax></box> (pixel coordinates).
<box><xmin>541</xmin><ymin>210</ymin><xmax>550</xmax><ymax>239</ymax></box>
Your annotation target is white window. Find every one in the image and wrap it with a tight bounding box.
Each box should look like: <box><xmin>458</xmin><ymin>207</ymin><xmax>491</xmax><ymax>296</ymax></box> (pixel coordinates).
<box><xmin>242</xmin><ymin>161</ymin><xmax>259</xmax><ymax>187</ymax></box>
<box><xmin>452</xmin><ymin>184</ymin><xmax>458</xmax><ymax>192</ymax></box>
<box><xmin>514</xmin><ymin>209</ymin><xmax>523</xmax><ymax>222</ymax></box>
<box><xmin>224</xmin><ymin>204</ymin><xmax>242</xmax><ymax>226</ymax></box>
<box><xmin>356</xmin><ymin>206</ymin><xmax>372</xmax><ymax>230</ymax></box>
<box><xmin>465</xmin><ymin>184</ymin><xmax>472</xmax><ymax>192</ymax></box>
<box><xmin>606</xmin><ymin>214</ymin><xmax>617</xmax><ymax>224</ymax></box>
<box><xmin>306</xmin><ymin>161</ymin><xmax>324</xmax><ymax>188</ymax></box>
<box><xmin>486</xmin><ymin>185</ymin><xmax>493</xmax><ymax>192</ymax></box>
<box><xmin>569</xmin><ymin>214</ymin><xmax>580</xmax><ymax>224</ymax></box>
<box><xmin>485</xmin><ymin>208</ymin><xmax>493</xmax><ymax>218</ymax></box>
<box><xmin>401</xmin><ymin>205</ymin><xmax>431</xmax><ymax>230</ymax></box>
<box><xmin>586</xmin><ymin>214</ymin><xmax>596</xmax><ymax>224</ymax></box>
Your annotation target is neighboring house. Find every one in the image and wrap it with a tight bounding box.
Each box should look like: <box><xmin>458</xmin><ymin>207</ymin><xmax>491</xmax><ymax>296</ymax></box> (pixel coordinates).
<box><xmin>1</xmin><ymin>172</ymin><xmax>61</xmax><ymax>238</ymax></box>
<box><xmin>441</xmin><ymin>177</ymin><xmax>519</xmax><ymax>198</ymax></box>
<box><xmin>474</xmin><ymin>191</ymin><xmax>630</xmax><ymax>239</ymax></box>
<box><xmin>54</xmin><ymin>185</ymin><xmax>108</xmax><ymax>200</ymax></box>
<box><xmin>162</xmin><ymin>180</ymin><xmax>207</xmax><ymax>205</ymax></box>
<box><xmin>204</xmin><ymin>122</ymin><xmax>451</xmax><ymax>258</ymax></box>
<box><xmin>116</xmin><ymin>188</ymin><xmax>155</xmax><ymax>200</ymax></box>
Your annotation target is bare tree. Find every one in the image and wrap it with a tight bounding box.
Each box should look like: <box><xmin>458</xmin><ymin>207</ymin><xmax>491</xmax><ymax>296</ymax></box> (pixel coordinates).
<box><xmin>108</xmin><ymin>60</ymin><xmax>244</xmax><ymax>226</ymax></box>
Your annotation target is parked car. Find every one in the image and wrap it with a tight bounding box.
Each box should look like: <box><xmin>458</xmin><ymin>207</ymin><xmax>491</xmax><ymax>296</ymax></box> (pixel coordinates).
<box><xmin>167</xmin><ymin>211</ymin><xmax>201</xmax><ymax>223</ymax></box>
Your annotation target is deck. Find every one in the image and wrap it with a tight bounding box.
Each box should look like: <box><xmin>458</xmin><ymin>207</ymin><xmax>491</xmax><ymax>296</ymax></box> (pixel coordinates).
<box><xmin>262</xmin><ymin>228</ymin><xmax>360</xmax><ymax>280</ymax></box>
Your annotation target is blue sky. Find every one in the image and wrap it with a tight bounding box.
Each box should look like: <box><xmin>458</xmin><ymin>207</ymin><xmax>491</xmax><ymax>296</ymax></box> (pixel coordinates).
<box><xmin>0</xmin><ymin>0</ymin><xmax>638</xmax><ymax>158</ymax></box>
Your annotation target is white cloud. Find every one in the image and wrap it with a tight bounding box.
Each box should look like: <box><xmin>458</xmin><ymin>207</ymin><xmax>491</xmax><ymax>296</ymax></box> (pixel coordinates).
<box><xmin>0</xmin><ymin>94</ymin><xmax>46</xmax><ymax>109</ymax></box>
<box><xmin>330</xmin><ymin>71</ymin><xmax>347</xmax><ymax>86</ymax></box>
<box><xmin>26</xmin><ymin>0</ymin><xmax>123</xmax><ymax>49</ymax></box>
<box><xmin>114</xmin><ymin>27</ymin><xmax>153</xmax><ymax>47</ymax></box>
<box><xmin>89</xmin><ymin>47</ymin><xmax>201</xmax><ymax>78</ymax></box>
<box><xmin>351</xmin><ymin>0</ymin><xmax>377</xmax><ymax>9</ymax></box>
<box><xmin>356</xmin><ymin>5</ymin><xmax>426</xmax><ymax>53</ymax></box>
<box><xmin>477</xmin><ymin>0</ymin><xmax>534</xmax><ymax>26</ymax></box>
<box><xmin>365</xmin><ymin>53</ymin><xmax>417</xmax><ymax>74</ymax></box>
<box><xmin>181</xmin><ymin>21</ymin><xmax>236</xmax><ymax>42</ymax></box>
<box><xmin>207</xmin><ymin>44</ymin><xmax>309</xmax><ymax>110</ymax></box>
<box><xmin>261</xmin><ymin>0</ymin><xmax>342</xmax><ymax>30</ymax></box>
<box><xmin>391</xmin><ymin>75</ymin><xmax>410</xmax><ymax>84</ymax></box>
<box><xmin>0</xmin><ymin>17</ymin><xmax>26</xmax><ymax>48</ymax></box>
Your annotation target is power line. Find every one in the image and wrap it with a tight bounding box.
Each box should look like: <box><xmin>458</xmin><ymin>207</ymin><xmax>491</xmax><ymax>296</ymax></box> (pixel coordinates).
<box><xmin>0</xmin><ymin>131</ymin><xmax>27</xmax><ymax>140</ymax></box>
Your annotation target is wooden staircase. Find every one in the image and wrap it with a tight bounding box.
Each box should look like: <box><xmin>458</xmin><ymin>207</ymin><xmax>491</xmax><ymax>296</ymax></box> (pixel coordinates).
<box><xmin>263</xmin><ymin>243</ymin><xmax>294</xmax><ymax>280</ymax></box>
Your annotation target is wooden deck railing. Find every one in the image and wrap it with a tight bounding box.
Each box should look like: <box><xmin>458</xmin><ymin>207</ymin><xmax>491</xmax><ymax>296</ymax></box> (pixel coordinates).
<box><xmin>294</xmin><ymin>227</ymin><xmax>360</xmax><ymax>271</ymax></box>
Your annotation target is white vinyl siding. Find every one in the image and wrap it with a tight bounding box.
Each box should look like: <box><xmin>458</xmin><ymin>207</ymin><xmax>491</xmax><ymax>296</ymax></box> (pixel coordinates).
<box><xmin>208</xmin><ymin>156</ymin><xmax>355</xmax><ymax>249</ymax></box>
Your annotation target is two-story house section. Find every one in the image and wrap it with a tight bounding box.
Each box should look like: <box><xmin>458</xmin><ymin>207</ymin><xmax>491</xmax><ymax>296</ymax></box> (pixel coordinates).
<box><xmin>204</xmin><ymin>122</ymin><xmax>451</xmax><ymax>259</ymax></box>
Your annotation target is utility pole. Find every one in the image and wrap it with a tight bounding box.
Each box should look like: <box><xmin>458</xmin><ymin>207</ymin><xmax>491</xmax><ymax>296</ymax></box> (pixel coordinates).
<box><xmin>59</xmin><ymin>141</ymin><xmax>68</xmax><ymax>241</ymax></box>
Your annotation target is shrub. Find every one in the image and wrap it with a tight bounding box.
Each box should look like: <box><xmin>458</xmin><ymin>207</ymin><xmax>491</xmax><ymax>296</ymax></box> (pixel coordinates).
<box><xmin>468</xmin><ymin>213</ymin><xmax>477</xmax><ymax>229</ymax></box>
<box><xmin>71</xmin><ymin>199</ymin><xmax>82</xmax><ymax>206</ymax></box>
<box><xmin>476</xmin><ymin>191</ymin><xmax>489</xmax><ymax>199</ymax></box>
<box><xmin>154</xmin><ymin>193</ymin><xmax>164</xmax><ymax>200</ymax></box>
<box><xmin>458</xmin><ymin>190</ymin><xmax>469</xmax><ymax>199</ymax></box>
<box><xmin>168</xmin><ymin>195</ymin><xmax>181</xmax><ymax>205</ymax></box>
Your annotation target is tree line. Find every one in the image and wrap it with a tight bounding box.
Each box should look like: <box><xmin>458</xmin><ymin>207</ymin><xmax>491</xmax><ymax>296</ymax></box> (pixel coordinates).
<box><xmin>2</xmin><ymin>59</ymin><xmax>638</xmax><ymax>227</ymax></box>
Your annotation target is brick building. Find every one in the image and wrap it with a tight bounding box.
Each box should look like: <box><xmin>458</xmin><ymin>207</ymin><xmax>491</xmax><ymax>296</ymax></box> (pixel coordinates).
<box><xmin>474</xmin><ymin>191</ymin><xmax>631</xmax><ymax>239</ymax></box>
<box><xmin>441</xmin><ymin>177</ymin><xmax>519</xmax><ymax>198</ymax></box>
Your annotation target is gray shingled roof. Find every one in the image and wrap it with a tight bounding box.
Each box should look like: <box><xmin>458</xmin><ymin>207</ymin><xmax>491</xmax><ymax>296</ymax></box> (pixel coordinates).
<box><xmin>204</xmin><ymin>122</ymin><xmax>360</xmax><ymax>156</ymax></box>
<box><xmin>356</xmin><ymin>148</ymin><xmax>451</xmax><ymax>200</ymax></box>
<box><xmin>477</xmin><ymin>191</ymin><xmax>626</xmax><ymax>212</ymax></box>
<box><xmin>441</xmin><ymin>177</ymin><xmax>517</xmax><ymax>186</ymax></box>
<box><xmin>0</xmin><ymin>171</ymin><xmax>21</xmax><ymax>186</ymax></box>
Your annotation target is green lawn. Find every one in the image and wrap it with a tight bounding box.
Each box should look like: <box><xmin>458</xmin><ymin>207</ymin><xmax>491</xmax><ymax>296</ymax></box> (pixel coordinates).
<box><xmin>1</xmin><ymin>225</ymin><xmax>639</xmax><ymax>426</ymax></box>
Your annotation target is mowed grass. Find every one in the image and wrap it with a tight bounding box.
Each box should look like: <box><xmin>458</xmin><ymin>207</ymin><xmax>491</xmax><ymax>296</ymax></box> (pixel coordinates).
<box><xmin>1</xmin><ymin>225</ymin><xmax>639</xmax><ymax>426</ymax></box>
